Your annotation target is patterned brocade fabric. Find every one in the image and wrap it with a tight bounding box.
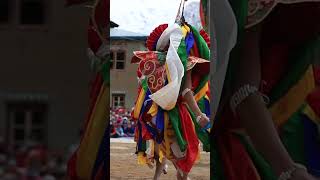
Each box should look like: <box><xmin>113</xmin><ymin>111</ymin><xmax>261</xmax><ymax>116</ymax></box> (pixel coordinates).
<box><xmin>247</xmin><ymin>0</ymin><xmax>320</xmax><ymax>28</ymax></box>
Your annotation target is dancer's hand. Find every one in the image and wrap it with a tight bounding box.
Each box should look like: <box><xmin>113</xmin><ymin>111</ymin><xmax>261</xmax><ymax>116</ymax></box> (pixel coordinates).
<box><xmin>198</xmin><ymin>115</ymin><xmax>210</xmax><ymax>128</ymax></box>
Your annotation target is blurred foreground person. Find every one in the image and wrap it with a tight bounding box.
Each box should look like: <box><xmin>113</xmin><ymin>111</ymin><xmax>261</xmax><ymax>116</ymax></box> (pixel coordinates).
<box><xmin>212</xmin><ymin>0</ymin><xmax>320</xmax><ymax>180</ymax></box>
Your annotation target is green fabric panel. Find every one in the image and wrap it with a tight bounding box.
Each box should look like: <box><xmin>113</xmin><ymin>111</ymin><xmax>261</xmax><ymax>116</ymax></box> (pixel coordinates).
<box><xmin>190</xmin><ymin>25</ymin><xmax>210</xmax><ymax>60</ymax></box>
<box><xmin>201</xmin><ymin>0</ymin><xmax>207</xmax><ymax>10</ymax></box>
<box><xmin>102</xmin><ymin>61</ymin><xmax>109</xmax><ymax>85</ymax></box>
<box><xmin>189</xmin><ymin>25</ymin><xmax>210</xmax><ymax>94</ymax></box>
<box><xmin>156</xmin><ymin>52</ymin><xmax>167</xmax><ymax>65</ymax></box>
<box><xmin>201</xmin><ymin>0</ymin><xmax>209</xmax><ymax>31</ymax></box>
<box><xmin>211</xmin><ymin>137</ymin><xmax>225</xmax><ymax>180</ymax></box>
<box><xmin>178</xmin><ymin>39</ymin><xmax>188</xmax><ymax>70</ymax></box>
<box><xmin>141</xmin><ymin>140</ymin><xmax>147</xmax><ymax>152</ymax></box>
<box><xmin>168</xmin><ymin>107</ymin><xmax>187</xmax><ymax>152</ymax></box>
<box><xmin>178</xmin><ymin>39</ymin><xmax>188</xmax><ymax>88</ymax></box>
<box><xmin>194</xmin><ymin>75</ymin><xmax>209</xmax><ymax>94</ymax></box>
<box><xmin>187</xmin><ymin>107</ymin><xmax>210</xmax><ymax>152</ymax></box>
<box><xmin>280</xmin><ymin>105</ymin><xmax>307</xmax><ymax>165</ymax></box>
<box><xmin>236</xmin><ymin>133</ymin><xmax>277</xmax><ymax>180</ymax></box>
<box><xmin>268</xmin><ymin>39</ymin><xmax>320</xmax><ymax>106</ymax></box>
<box><xmin>141</xmin><ymin>79</ymin><xmax>148</xmax><ymax>92</ymax></box>
<box><xmin>198</xmin><ymin>97</ymin><xmax>206</xmax><ymax>113</ymax></box>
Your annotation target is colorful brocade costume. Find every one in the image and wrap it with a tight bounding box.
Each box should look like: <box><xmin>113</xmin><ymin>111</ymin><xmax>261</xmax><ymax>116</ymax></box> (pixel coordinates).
<box><xmin>212</xmin><ymin>0</ymin><xmax>320</xmax><ymax>179</ymax></box>
<box><xmin>131</xmin><ymin>23</ymin><xmax>211</xmax><ymax>173</ymax></box>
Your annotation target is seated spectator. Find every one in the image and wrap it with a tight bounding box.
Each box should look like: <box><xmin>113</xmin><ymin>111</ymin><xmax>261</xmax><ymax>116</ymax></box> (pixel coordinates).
<box><xmin>110</xmin><ymin>121</ymin><xmax>119</xmax><ymax>138</ymax></box>
<box><xmin>124</xmin><ymin>122</ymin><xmax>135</xmax><ymax>137</ymax></box>
<box><xmin>115</xmin><ymin>121</ymin><xmax>125</xmax><ymax>137</ymax></box>
<box><xmin>0</xmin><ymin>137</ymin><xmax>72</xmax><ymax>179</ymax></box>
<box><xmin>15</xmin><ymin>145</ymin><xmax>28</xmax><ymax>168</ymax></box>
<box><xmin>122</xmin><ymin>122</ymin><xmax>129</xmax><ymax>137</ymax></box>
<box><xmin>23</xmin><ymin>149</ymin><xmax>44</xmax><ymax>180</ymax></box>
<box><xmin>122</xmin><ymin>117</ymin><xmax>128</xmax><ymax>125</ymax></box>
<box><xmin>3</xmin><ymin>158</ymin><xmax>22</xmax><ymax>180</ymax></box>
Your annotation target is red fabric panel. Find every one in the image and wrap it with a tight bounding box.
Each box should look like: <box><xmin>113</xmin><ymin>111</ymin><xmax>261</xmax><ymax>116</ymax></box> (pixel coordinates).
<box><xmin>93</xmin><ymin>164</ymin><xmax>104</xmax><ymax>180</ymax></box>
<box><xmin>176</xmin><ymin>103</ymin><xmax>200</xmax><ymax>173</ymax></box>
<box><xmin>93</xmin><ymin>0</ymin><xmax>109</xmax><ymax>34</ymax></box>
<box><xmin>88</xmin><ymin>0</ymin><xmax>109</xmax><ymax>54</ymax></box>
<box><xmin>88</xmin><ymin>20</ymin><xmax>102</xmax><ymax>54</ymax></box>
<box><xmin>218</xmin><ymin>132</ymin><xmax>259</xmax><ymax>180</ymax></box>
<box><xmin>260</xmin><ymin>44</ymin><xmax>289</xmax><ymax>94</ymax></box>
<box><xmin>306</xmin><ymin>88</ymin><xmax>320</xmax><ymax>117</ymax></box>
<box><xmin>192</xmin><ymin>75</ymin><xmax>200</xmax><ymax>92</ymax></box>
<box><xmin>313</xmin><ymin>66</ymin><xmax>320</xmax><ymax>86</ymax></box>
<box><xmin>67</xmin><ymin>152</ymin><xmax>79</xmax><ymax>180</ymax></box>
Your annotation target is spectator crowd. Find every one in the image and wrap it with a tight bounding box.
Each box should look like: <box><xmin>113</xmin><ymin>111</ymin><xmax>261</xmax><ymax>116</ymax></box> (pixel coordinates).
<box><xmin>0</xmin><ymin>136</ymin><xmax>72</xmax><ymax>180</ymax></box>
<box><xmin>110</xmin><ymin>107</ymin><xmax>136</xmax><ymax>138</ymax></box>
<box><xmin>0</xmin><ymin>107</ymin><xmax>136</xmax><ymax>180</ymax></box>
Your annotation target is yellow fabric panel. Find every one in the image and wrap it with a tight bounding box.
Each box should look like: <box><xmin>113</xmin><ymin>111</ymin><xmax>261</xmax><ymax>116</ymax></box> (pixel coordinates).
<box><xmin>164</xmin><ymin>112</ymin><xmax>174</xmax><ymax>159</ymax></box>
<box><xmin>159</xmin><ymin>149</ymin><xmax>165</xmax><ymax>164</ymax></box>
<box><xmin>148</xmin><ymin>102</ymin><xmax>158</xmax><ymax>117</ymax></box>
<box><xmin>195</xmin><ymin>82</ymin><xmax>209</xmax><ymax>102</ymax></box>
<box><xmin>181</xmin><ymin>26</ymin><xmax>188</xmax><ymax>37</ymax></box>
<box><xmin>137</xmin><ymin>152</ymin><xmax>147</xmax><ymax>165</ymax></box>
<box><xmin>183</xmin><ymin>24</ymin><xmax>191</xmax><ymax>32</ymax></box>
<box><xmin>76</xmin><ymin>84</ymin><xmax>108</xmax><ymax>178</ymax></box>
<box><xmin>133</xmin><ymin>88</ymin><xmax>146</xmax><ymax>119</ymax></box>
<box><xmin>181</xmin><ymin>25</ymin><xmax>190</xmax><ymax>37</ymax></box>
<box><xmin>270</xmin><ymin>66</ymin><xmax>315</xmax><ymax>126</ymax></box>
<box><xmin>149</xmin><ymin>140</ymin><xmax>155</xmax><ymax>159</ymax></box>
<box><xmin>167</xmin><ymin>130</ymin><xmax>175</xmax><ymax>136</ymax></box>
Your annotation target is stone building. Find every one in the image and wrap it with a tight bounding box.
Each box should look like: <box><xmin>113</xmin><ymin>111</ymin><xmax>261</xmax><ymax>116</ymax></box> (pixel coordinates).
<box><xmin>0</xmin><ymin>0</ymin><xmax>91</xmax><ymax>150</ymax></box>
<box><xmin>110</xmin><ymin>23</ymin><xmax>147</xmax><ymax>110</ymax></box>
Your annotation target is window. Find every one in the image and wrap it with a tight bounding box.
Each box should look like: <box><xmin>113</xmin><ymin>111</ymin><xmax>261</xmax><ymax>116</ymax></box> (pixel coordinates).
<box><xmin>110</xmin><ymin>50</ymin><xmax>126</xmax><ymax>70</ymax></box>
<box><xmin>112</xmin><ymin>94</ymin><xmax>125</xmax><ymax>108</ymax></box>
<box><xmin>116</xmin><ymin>51</ymin><xmax>125</xmax><ymax>69</ymax></box>
<box><xmin>20</xmin><ymin>0</ymin><xmax>45</xmax><ymax>25</ymax></box>
<box><xmin>7</xmin><ymin>102</ymin><xmax>47</xmax><ymax>148</ymax></box>
<box><xmin>0</xmin><ymin>0</ymin><xmax>9</xmax><ymax>24</ymax></box>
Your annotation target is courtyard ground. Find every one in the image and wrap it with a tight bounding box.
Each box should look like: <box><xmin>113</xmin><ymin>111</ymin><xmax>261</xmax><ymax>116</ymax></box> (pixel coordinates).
<box><xmin>110</xmin><ymin>138</ymin><xmax>210</xmax><ymax>180</ymax></box>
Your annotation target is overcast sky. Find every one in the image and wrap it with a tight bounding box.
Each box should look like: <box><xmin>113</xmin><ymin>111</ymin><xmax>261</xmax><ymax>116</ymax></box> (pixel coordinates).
<box><xmin>110</xmin><ymin>0</ymin><xmax>200</xmax><ymax>35</ymax></box>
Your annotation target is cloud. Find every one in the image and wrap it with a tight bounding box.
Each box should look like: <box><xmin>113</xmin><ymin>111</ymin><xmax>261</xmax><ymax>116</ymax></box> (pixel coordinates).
<box><xmin>110</xmin><ymin>0</ymin><xmax>200</xmax><ymax>34</ymax></box>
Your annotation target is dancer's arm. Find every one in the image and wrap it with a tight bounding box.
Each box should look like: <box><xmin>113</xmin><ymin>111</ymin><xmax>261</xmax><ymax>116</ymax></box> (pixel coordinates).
<box><xmin>183</xmin><ymin>70</ymin><xmax>210</xmax><ymax>128</ymax></box>
<box><xmin>234</xmin><ymin>25</ymin><xmax>314</xmax><ymax>179</ymax></box>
